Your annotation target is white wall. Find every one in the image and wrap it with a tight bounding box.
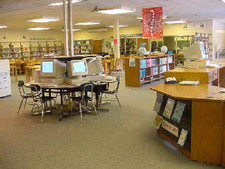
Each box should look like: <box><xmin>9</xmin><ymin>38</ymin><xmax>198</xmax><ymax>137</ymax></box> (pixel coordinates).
<box><xmin>212</xmin><ymin>20</ymin><xmax>225</xmax><ymax>58</ymax></box>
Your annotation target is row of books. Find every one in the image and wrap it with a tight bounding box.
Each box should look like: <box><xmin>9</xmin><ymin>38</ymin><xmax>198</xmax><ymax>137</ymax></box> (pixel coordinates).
<box><xmin>153</xmin><ymin>115</ymin><xmax>189</xmax><ymax>147</ymax></box>
<box><xmin>140</xmin><ymin>58</ymin><xmax>159</xmax><ymax>68</ymax></box>
<box><xmin>159</xmin><ymin>57</ymin><xmax>168</xmax><ymax>64</ymax></box>
<box><xmin>168</xmin><ymin>56</ymin><xmax>173</xmax><ymax>63</ymax></box>
<box><xmin>160</xmin><ymin>65</ymin><xmax>167</xmax><ymax>73</ymax></box>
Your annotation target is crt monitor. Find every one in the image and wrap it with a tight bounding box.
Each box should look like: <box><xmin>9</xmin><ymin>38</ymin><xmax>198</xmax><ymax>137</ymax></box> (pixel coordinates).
<box><xmin>183</xmin><ymin>42</ymin><xmax>206</xmax><ymax>60</ymax></box>
<box><xmin>40</xmin><ymin>59</ymin><xmax>66</xmax><ymax>78</ymax></box>
<box><xmin>85</xmin><ymin>57</ymin><xmax>104</xmax><ymax>75</ymax></box>
<box><xmin>67</xmin><ymin>60</ymin><xmax>88</xmax><ymax>77</ymax></box>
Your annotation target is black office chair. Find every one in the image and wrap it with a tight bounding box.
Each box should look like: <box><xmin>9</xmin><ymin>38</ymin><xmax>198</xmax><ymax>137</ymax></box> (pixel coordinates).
<box><xmin>30</xmin><ymin>84</ymin><xmax>56</xmax><ymax>122</ymax></box>
<box><xmin>17</xmin><ymin>80</ymin><xmax>35</xmax><ymax>115</ymax></box>
<box><xmin>71</xmin><ymin>83</ymin><xmax>98</xmax><ymax>121</ymax></box>
<box><xmin>100</xmin><ymin>76</ymin><xmax>121</xmax><ymax>108</ymax></box>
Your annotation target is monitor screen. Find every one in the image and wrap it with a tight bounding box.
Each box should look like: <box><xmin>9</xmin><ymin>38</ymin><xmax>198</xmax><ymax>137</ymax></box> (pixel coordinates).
<box><xmin>73</xmin><ymin>61</ymin><xmax>87</xmax><ymax>73</ymax></box>
<box><xmin>42</xmin><ymin>61</ymin><xmax>54</xmax><ymax>73</ymax></box>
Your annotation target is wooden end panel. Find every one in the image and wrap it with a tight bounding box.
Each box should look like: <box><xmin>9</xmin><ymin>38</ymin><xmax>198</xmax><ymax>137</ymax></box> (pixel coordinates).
<box><xmin>191</xmin><ymin>101</ymin><xmax>224</xmax><ymax>165</ymax></box>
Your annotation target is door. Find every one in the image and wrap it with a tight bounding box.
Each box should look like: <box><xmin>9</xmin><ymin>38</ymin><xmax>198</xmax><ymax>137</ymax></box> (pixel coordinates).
<box><xmin>93</xmin><ymin>40</ymin><xmax>102</xmax><ymax>54</ymax></box>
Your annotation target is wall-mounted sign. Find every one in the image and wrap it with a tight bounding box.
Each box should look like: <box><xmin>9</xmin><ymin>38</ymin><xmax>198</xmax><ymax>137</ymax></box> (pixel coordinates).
<box><xmin>162</xmin><ymin>120</ymin><xmax>179</xmax><ymax>137</ymax></box>
<box><xmin>183</xmin><ymin>22</ymin><xmax>206</xmax><ymax>29</ymax></box>
<box><xmin>142</xmin><ymin>7</ymin><xmax>163</xmax><ymax>38</ymax></box>
<box><xmin>113</xmin><ymin>39</ymin><xmax>118</xmax><ymax>45</ymax></box>
<box><xmin>129</xmin><ymin>58</ymin><xmax>136</xmax><ymax>67</ymax></box>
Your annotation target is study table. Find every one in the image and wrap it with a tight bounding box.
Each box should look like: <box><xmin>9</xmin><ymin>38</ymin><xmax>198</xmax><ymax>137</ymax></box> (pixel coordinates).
<box><xmin>150</xmin><ymin>83</ymin><xmax>225</xmax><ymax>166</ymax></box>
<box><xmin>26</xmin><ymin>78</ymin><xmax>116</xmax><ymax>120</ymax></box>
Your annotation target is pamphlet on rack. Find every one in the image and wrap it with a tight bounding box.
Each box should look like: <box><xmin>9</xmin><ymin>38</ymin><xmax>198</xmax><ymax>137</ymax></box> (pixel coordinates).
<box><xmin>153</xmin><ymin>115</ymin><xmax>163</xmax><ymax>129</ymax></box>
<box><xmin>153</xmin><ymin>93</ymin><xmax>164</xmax><ymax>113</ymax></box>
<box><xmin>163</xmin><ymin>98</ymin><xmax>176</xmax><ymax>119</ymax></box>
<box><xmin>177</xmin><ymin>129</ymin><xmax>189</xmax><ymax>146</ymax></box>
<box><xmin>171</xmin><ymin>102</ymin><xmax>186</xmax><ymax>123</ymax></box>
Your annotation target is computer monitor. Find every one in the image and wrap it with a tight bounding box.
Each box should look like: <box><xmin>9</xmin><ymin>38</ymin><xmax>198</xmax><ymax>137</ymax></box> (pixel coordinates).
<box><xmin>67</xmin><ymin>60</ymin><xmax>88</xmax><ymax>77</ymax></box>
<box><xmin>183</xmin><ymin>42</ymin><xmax>206</xmax><ymax>60</ymax></box>
<box><xmin>85</xmin><ymin>57</ymin><xmax>104</xmax><ymax>75</ymax></box>
<box><xmin>40</xmin><ymin>59</ymin><xmax>66</xmax><ymax>78</ymax></box>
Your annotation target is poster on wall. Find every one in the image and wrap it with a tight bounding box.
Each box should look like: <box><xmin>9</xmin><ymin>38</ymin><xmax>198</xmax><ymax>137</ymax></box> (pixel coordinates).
<box><xmin>183</xmin><ymin>22</ymin><xmax>206</xmax><ymax>29</ymax></box>
<box><xmin>142</xmin><ymin>7</ymin><xmax>163</xmax><ymax>38</ymax></box>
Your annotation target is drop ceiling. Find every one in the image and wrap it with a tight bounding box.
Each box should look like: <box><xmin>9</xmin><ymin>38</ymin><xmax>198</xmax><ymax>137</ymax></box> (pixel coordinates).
<box><xmin>0</xmin><ymin>0</ymin><xmax>225</xmax><ymax>30</ymax></box>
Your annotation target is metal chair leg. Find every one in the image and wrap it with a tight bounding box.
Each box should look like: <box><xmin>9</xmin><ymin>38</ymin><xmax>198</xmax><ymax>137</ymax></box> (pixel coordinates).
<box><xmin>91</xmin><ymin>100</ymin><xmax>98</xmax><ymax>117</ymax></box>
<box><xmin>115</xmin><ymin>94</ymin><xmax>122</xmax><ymax>108</ymax></box>
<box><xmin>41</xmin><ymin>103</ymin><xmax>45</xmax><ymax>123</ymax></box>
<box><xmin>23</xmin><ymin>98</ymin><xmax>27</xmax><ymax>111</ymax></box>
<box><xmin>17</xmin><ymin>99</ymin><xmax>24</xmax><ymax>115</ymax></box>
<box><xmin>79</xmin><ymin>103</ymin><xmax>83</xmax><ymax>121</ymax></box>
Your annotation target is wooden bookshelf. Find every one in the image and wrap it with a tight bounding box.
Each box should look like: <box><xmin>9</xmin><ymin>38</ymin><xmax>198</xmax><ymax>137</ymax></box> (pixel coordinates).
<box><xmin>0</xmin><ymin>41</ymin><xmax>63</xmax><ymax>59</ymax></box>
<box><xmin>124</xmin><ymin>54</ymin><xmax>175</xmax><ymax>87</ymax></box>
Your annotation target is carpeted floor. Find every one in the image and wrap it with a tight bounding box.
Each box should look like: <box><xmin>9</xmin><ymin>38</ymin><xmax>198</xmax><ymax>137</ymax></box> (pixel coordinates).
<box><xmin>0</xmin><ymin>75</ymin><xmax>222</xmax><ymax>169</ymax></box>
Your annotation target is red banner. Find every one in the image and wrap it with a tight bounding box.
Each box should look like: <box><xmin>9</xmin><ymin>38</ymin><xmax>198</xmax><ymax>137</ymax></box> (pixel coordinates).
<box><xmin>142</xmin><ymin>7</ymin><xmax>163</xmax><ymax>38</ymax></box>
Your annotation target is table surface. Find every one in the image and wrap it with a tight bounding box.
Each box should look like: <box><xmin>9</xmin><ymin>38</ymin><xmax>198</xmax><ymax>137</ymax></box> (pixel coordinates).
<box><xmin>150</xmin><ymin>83</ymin><xmax>225</xmax><ymax>102</ymax></box>
<box><xmin>25</xmin><ymin>78</ymin><xmax>116</xmax><ymax>89</ymax></box>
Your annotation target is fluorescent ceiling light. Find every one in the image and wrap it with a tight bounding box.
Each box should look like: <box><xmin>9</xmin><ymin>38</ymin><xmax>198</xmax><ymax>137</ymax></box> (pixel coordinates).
<box><xmin>109</xmin><ymin>25</ymin><xmax>128</xmax><ymax>28</ymax></box>
<box><xmin>75</xmin><ymin>22</ymin><xmax>100</xmax><ymax>25</ymax></box>
<box><xmin>49</xmin><ymin>0</ymin><xmax>82</xmax><ymax>6</ymax></box>
<box><xmin>222</xmin><ymin>0</ymin><xmax>225</xmax><ymax>3</ymax></box>
<box><xmin>164</xmin><ymin>20</ymin><xmax>186</xmax><ymax>24</ymax></box>
<box><xmin>98</xmin><ymin>6</ymin><xmax>136</xmax><ymax>14</ymax></box>
<box><xmin>27</xmin><ymin>17</ymin><xmax>60</xmax><ymax>23</ymax></box>
<box><xmin>28</xmin><ymin>27</ymin><xmax>51</xmax><ymax>31</ymax></box>
<box><xmin>62</xmin><ymin>29</ymin><xmax>82</xmax><ymax>31</ymax></box>
<box><xmin>0</xmin><ymin>25</ymin><xmax>7</xmax><ymax>29</ymax></box>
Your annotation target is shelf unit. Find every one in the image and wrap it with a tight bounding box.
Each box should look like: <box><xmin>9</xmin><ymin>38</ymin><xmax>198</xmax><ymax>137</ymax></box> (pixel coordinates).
<box><xmin>0</xmin><ymin>41</ymin><xmax>63</xmax><ymax>59</ymax></box>
<box><xmin>124</xmin><ymin>54</ymin><xmax>175</xmax><ymax>87</ymax></box>
<box><xmin>74</xmin><ymin>40</ymin><xmax>93</xmax><ymax>54</ymax></box>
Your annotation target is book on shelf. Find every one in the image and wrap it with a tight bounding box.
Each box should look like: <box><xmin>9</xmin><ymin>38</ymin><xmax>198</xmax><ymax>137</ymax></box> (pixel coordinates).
<box><xmin>163</xmin><ymin>98</ymin><xmax>176</xmax><ymax>119</ymax></box>
<box><xmin>153</xmin><ymin>115</ymin><xmax>163</xmax><ymax>129</ymax></box>
<box><xmin>153</xmin><ymin>93</ymin><xmax>164</xmax><ymax>113</ymax></box>
<box><xmin>171</xmin><ymin>101</ymin><xmax>186</xmax><ymax>123</ymax></box>
<box><xmin>177</xmin><ymin>129</ymin><xmax>188</xmax><ymax>147</ymax></box>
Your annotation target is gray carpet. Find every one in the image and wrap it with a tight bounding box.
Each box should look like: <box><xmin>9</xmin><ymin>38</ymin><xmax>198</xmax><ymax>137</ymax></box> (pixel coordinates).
<box><xmin>0</xmin><ymin>75</ymin><xmax>222</xmax><ymax>169</ymax></box>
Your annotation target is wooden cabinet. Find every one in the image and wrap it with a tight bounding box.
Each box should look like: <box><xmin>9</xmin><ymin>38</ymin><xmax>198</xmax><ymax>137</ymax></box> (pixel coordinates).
<box><xmin>124</xmin><ymin>54</ymin><xmax>175</xmax><ymax>87</ymax></box>
<box><xmin>151</xmin><ymin>83</ymin><xmax>225</xmax><ymax>166</ymax></box>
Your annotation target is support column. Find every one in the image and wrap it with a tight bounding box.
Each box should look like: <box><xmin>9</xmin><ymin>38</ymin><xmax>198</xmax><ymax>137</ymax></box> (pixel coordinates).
<box><xmin>68</xmin><ymin>0</ymin><xmax>74</xmax><ymax>56</ymax></box>
<box><xmin>63</xmin><ymin>0</ymin><xmax>69</xmax><ymax>56</ymax></box>
<box><xmin>113</xmin><ymin>19</ymin><xmax>120</xmax><ymax>59</ymax></box>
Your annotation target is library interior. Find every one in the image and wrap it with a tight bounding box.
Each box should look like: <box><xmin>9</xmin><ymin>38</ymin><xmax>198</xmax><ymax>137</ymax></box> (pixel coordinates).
<box><xmin>1</xmin><ymin>0</ymin><xmax>225</xmax><ymax>169</ymax></box>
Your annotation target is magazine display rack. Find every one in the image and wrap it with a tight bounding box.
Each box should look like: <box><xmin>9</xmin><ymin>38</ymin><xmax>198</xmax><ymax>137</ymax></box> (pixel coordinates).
<box><xmin>151</xmin><ymin>83</ymin><xmax>225</xmax><ymax>166</ymax></box>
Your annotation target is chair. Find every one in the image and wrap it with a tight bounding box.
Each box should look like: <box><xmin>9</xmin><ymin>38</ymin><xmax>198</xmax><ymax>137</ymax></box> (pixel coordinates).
<box><xmin>71</xmin><ymin>83</ymin><xmax>97</xmax><ymax>121</ymax></box>
<box><xmin>17</xmin><ymin>80</ymin><xmax>35</xmax><ymax>115</ymax></box>
<box><xmin>100</xmin><ymin>76</ymin><xmax>121</xmax><ymax>108</ymax></box>
<box><xmin>30</xmin><ymin>84</ymin><xmax>56</xmax><ymax>122</ymax></box>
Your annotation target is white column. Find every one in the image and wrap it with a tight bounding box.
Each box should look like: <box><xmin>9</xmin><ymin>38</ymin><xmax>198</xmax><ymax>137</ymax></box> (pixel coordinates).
<box><xmin>113</xmin><ymin>19</ymin><xmax>120</xmax><ymax>59</ymax></box>
<box><xmin>63</xmin><ymin>0</ymin><xmax>69</xmax><ymax>56</ymax></box>
<box><xmin>68</xmin><ymin>0</ymin><xmax>74</xmax><ymax>56</ymax></box>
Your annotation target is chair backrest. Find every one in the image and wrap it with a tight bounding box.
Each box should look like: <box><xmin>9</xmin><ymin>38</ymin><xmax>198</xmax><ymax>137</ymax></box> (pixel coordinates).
<box><xmin>18</xmin><ymin>80</ymin><xmax>25</xmax><ymax>97</ymax></box>
<box><xmin>115</xmin><ymin>76</ymin><xmax>120</xmax><ymax>92</ymax></box>
<box><xmin>80</xmin><ymin>83</ymin><xmax>94</xmax><ymax>101</ymax></box>
<box><xmin>30</xmin><ymin>84</ymin><xmax>41</xmax><ymax>101</ymax></box>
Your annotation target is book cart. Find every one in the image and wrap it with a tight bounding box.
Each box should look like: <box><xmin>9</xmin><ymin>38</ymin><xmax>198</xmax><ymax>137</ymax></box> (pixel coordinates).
<box><xmin>124</xmin><ymin>54</ymin><xmax>175</xmax><ymax>87</ymax></box>
<box><xmin>151</xmin><ymin>83</ymin><xmax>225</xmax><ymax>166</ymax></box>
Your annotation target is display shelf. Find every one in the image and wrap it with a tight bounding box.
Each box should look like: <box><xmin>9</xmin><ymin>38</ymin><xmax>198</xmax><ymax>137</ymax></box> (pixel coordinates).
<box><xmin>124</xmin><ymin>54</ymin><xmax>175</xmax><ymax>87</ymax></box>
<box><xmin>74</xmin><ymin>40</ymin><xmax>93</xmax><ymax>54</ymax></box>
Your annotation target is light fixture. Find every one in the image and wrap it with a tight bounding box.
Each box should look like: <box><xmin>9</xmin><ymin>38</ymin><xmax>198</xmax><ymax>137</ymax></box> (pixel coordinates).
<box><xmin>27</xmin><ymin>17</ymin><xmax>60</xmax><ymax>23</ymax></box>
<box><xmin>62</xmin><ymin>29</ymin><xmax>82</xmax><ymax>31</ymax></box>
<box><xmin>0</xmin><ymin>25</ymin><xmax>7</xmax><ymax>29</ymax></box>
<box><xmin>27</xmin><ymin>27</ymin><xmax>51</xmax><ymax>31</ymax></box>
<box><xmin>222</xmin><ymin>0</ymin><xmax>225</xmax><ymax>3</ymax></box>
<box><xmin>164</xmin><ymin>20</ymin><xmax>186</xmax><ymax>24</ymax></box>
<box><xmin>75</xmin><ymin>22</ymin><xmax>100</xmax><ymax>26</ymax></box>
<box><xmin>49</xmin><ymin>0</ymin><xmax>82</xmax><ymax>6</ymax></box>
<box><xmin>98</xmin><ymin>6</ymin><xmax>136</xmax><ymax>15</ymax></box>
<box><xmin>109</xmin><ymin>25</ymin><xmax>128</xmax><ymax>28</ymax></box>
